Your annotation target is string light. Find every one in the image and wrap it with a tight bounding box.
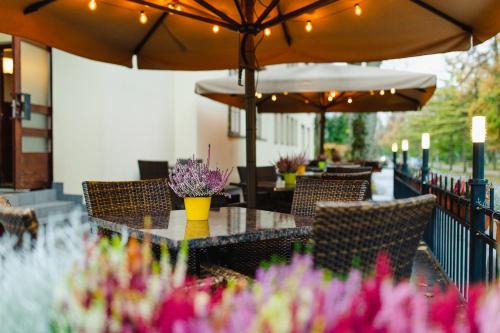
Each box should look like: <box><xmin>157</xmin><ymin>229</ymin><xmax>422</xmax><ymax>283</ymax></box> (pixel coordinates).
<box><xmin>264</xmin><ymin>28</ymin><xmax>271</xmax><ymax>36</ymax></box>
<box><xmin>139</xmin><ymin>11</ymin><xmax>148</xmax><ymax>24</ymax></box>
<box><xmin>88</xmin><ymin>0</ymin><xmax>97</xmax><ymax>11</ymax></box>
<box><xmin>390</xmin><ymin>88</ymin><xmax>396</xmax><ymax>94</ymax></box>
<box><xmin>271</xmin><ymin>94</ymin><xmax>277</xmax><ymax>101</ymax></box>
<box><xmin>212</xmin><ymin>25</ymin><xmax>220</xmax><ymax>33</ymax></box>
<box><xmin>305</xmin><ymin>99</ymin><xmax>309</xmax><ymax>104</ymax></box>
<box><xmin>255</xmin><ymin>92</ymin><xmax>262</xmax><ymax>99</ymax></box>
<box><xmin>369</xmin><ymin>90</ymin><xmax>375</xmax><ymax>96</ymax></box>
<box><xmin>305</xmin><ymin>20</ymin><xmax>312</xmax><ymax>32</ymax></box>
<box><xmin>329</xmin><ymin>91</ymin><xmax>336</xmax><ymax>98</ymax></box>
<box><xmin>176</xmin><ymin>4</ymin><xmax>182</xmax><ymax>11</ymax></box>
<box><xmin>328</xmin><ymin>95</ymin><xmax>333</xmax><ymax>102</ymax></box>
<box><xmin>379</xmin><ymin>89</ymin><xmax>385</xmax><ymax>96</ymax></box>
<box><xmin>347</xmin><ymin>98</ymin><xmax>353</xmax><ymax>104</ymax></box>
<box><xmin>354</xmin><ymin>3</ymin><xmax>362</xmax><ymax>16</ymax></box>
<box><xmin>283</xmin><ymin>91</ymin><xmax>288</xmax><ymax>96</ymax></box>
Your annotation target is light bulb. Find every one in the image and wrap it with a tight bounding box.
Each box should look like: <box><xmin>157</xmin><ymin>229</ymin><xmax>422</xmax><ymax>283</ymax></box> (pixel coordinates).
<box><xmin>305</xmin><ymin>99</ymin><xmax>309</xmax><ymax>104</ymax></box>
<box><xmin>390</xmin><ymin>88</ymin><xmax>396</xmax><ymax>94</ymax></box>
<box><xmin>88</xmin><ymin>0</ymin><xmax>97</xmax><ymax>11</ymax></box>
<box><xmin>347</xmin><ymin>98</ymin><xmax>353</xmax><ymax>104</ymax></box>
<box><xmin>176</xmin><ymin>5</ymin><xmax>182</xmax><ymax>11</ymax></box>
<box><xmin>264</xmin><ymin>28</ymin><xmax>271</xmax><ymax>36</ymax></box>
<box><xmin>330</xmin><ymin>91</ymin><xmax>336</xmax><ymax>97</ymax></box>
<box><xmin>369</xmin><ymin>90</ymin><xmax>374</xmax><ymax>95</ymax></box>
<box><xmin>471</xmin><ymin>116</ymin><xmax>486</xmax><ymax>143</ymax></box>
<box><xmin>354</xmin><ymin>4</ymin><xmax>362</xmax><ymax>16</ymax></box>
<box><xmin>271</xmin><ymin>94</ymin><xmax>277</xmax><ymax>101</ymax></box>
<box><xmin>283</xmin><ymin>91</ymin><xmax>288</xmax><ymax>96</ymax></box>
<box><xmin>421</xmin><ymin>133</ymin><xmax>430</xmax><ymax>149</ymax></box>
<box><xmin>380</xmin><ymin>89</ymin><xmax>385</xmax><ymax>96</ymax></box>
<box><xmin>402</xmin><ymin>139</ymin><xmax>409</xmax><ymax>152</ymax></box>
<box><xmin>305</xmin><ymin>20</ymin><xmax>312</xmax><ymax>32</ymax></box>
<box><xmin>2</xmin><ymin>57</ymin><xmax>13</xmax><ymax>74</ymax></box>
<box><xmin>139</xmin><ymin>11</ymin><xmax>148</xmax><ymax>24</ymax></box>
<box><xmin>255</xmin><ymin>92</ymin><xmax>262</xmax><ymax>99</ymax></box>
<box><xmin>391</xmin><ymin>143</ymin><xmax>398</xmax><ymax>153</ymax></box>
<box><xmin>328</xmin><ymin>95</ymin><xmax>333</xmax><ymax>102</ymax></box>
<box><xmin>212</xmin><ymin>25</ymin><xmax>219</xmax><ymax>33</ymax></box>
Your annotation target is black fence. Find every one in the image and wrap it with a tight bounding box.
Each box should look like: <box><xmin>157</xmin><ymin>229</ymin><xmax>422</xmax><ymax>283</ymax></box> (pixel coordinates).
<box><xmin>394</xmin><ymin>167</ymin><xmax>499</xmax><ymax>298</ymax></box>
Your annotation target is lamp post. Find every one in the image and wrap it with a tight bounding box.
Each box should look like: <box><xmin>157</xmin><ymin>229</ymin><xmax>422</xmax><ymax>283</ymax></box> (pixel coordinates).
<box><xmin>421</xmin><ymin>133</ymin><xmax>430</xmax><ymax>191</ymax></box>
<box><xmin>401</xmin><ymin>139</ymin><xmax>409</xmax><ymax>175</ymax></box>
<box><xmin>470</xmin><ymin>116</ymin><xmax>487</xmax><ymax>283</ymax></box>
<box><xmin>392</xmin><ymin>143</ymin><xmax>398</xmax><ymax>168</ymax></box>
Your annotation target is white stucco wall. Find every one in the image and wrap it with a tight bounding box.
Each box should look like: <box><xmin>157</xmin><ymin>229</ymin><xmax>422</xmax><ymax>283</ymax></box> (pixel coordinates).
<box><xmin>52</xmin><ymin>50</ymin><xmax>315</xmax><ymax>195</ymax></box>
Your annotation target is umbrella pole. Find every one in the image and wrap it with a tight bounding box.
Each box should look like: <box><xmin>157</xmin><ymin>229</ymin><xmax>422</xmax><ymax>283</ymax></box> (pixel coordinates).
<box><xmin>319</xmin><ymin>110</ymin><xmax>326</xmax><ymax>155</ymax></box>
<box><xmin>243</xmin><ymin>0</ymin><xmax>257</xmax><ymax>209</ymax></box>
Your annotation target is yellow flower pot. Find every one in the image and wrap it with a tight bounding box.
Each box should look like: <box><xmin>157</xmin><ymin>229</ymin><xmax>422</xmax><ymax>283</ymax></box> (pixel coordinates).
<box><xmin>297</xmin><ymin>165</ymin><xmax>306</xmax><ymax>175</ymax></box>
<box><xmin>283</xmin><ymin>172</ymin><xmax>297</xmax><ymax>186</ymax></box>
<box><xmin>184</xmin><ymin>197</ymin><xmax>212</xmax><ymax>221</ymax></box>
<box><xmin>184</xmin><ymin>220</ymin><xmax>210</xmax><ymax>240</ymax></box>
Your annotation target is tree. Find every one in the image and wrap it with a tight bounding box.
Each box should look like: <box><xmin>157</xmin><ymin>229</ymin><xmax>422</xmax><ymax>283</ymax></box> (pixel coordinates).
<box><xmin>351</xmin><ymin>114</ymin><xmax>368</xmax><ymax>160</ymax></box>
<box><xmin>325</xmin><ymin>114</ymin><xmax>350</xmax><ymax>144</ymax></box>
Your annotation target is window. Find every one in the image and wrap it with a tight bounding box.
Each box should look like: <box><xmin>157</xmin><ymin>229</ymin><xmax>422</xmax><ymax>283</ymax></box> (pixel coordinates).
<box><xmin>228</xmin><ymin>106</ymin><xmax>265</xmax><ymax>140</ymax></box>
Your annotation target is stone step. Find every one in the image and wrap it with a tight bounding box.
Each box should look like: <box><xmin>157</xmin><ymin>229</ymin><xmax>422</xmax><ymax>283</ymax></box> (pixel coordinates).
<box><xmin>3</xmin><ymin>189</ymin><xmax>57</xmax><ymax>206</ymax></box>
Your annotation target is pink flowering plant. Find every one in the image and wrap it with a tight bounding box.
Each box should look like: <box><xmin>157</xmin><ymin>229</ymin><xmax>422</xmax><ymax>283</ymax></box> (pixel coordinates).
<box><xmin>275</xmin><ymin>153</ymin><xmax>307</xmax><ymax>173</ymax></box>
<box><xmin>169</xmin><ymin>145</ymin><xmax>232</xmax><ymax>198</ymax></box>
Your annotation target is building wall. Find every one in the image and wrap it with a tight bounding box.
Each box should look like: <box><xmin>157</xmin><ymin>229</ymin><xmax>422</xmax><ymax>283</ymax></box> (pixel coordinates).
<box><xmin>52</xmin><ymin>50</ymin><xmax>315</xmax><ymax>195</ymax></box>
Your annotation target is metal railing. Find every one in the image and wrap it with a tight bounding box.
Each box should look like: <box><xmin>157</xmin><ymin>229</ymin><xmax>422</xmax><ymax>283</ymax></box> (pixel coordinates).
<box><xmin>394</xmin><ymin>167</ymin><xmax>499</xmax><ymax>298</ymax></box>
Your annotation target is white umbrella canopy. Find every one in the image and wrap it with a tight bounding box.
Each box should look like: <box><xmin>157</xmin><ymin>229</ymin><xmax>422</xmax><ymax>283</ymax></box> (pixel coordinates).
<box><xmin>195</xmin><ymin>63</ymin><xmax>437</xmax><ymax>113</ymax></box>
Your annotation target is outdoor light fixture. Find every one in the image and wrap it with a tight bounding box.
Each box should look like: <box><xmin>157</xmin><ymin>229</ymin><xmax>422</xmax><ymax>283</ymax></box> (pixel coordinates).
<box><xmin>88</xmin><ymin>0</ymin><xmax>97</xmax><ymax>11</ymax></box>
<box><xmin>305</xmin><ymin>20</ymin><xmax>312</xmax><ymax>32</ymax></box>
<box><xmin>402</xmin><ymin>139</ymin><xmax>409</xmax><ymax>151</ymax></box>
<box><xmin>354</xmin><ymin>4</ymin><xmax>362</xmax><ymax>16</ymax></box>
<box><xmin>347</xmin><ymin>98</ymin><xmax>353</xmax><ymax>104</ymax></box>
<box><xmin>271</xmin><ymin>94</ymin><xmax>277</xmax><ymax>101</ymax></box>
<box><xmin>212</xmin><ymin>25</ymin><xmax>219</xmax><ymax>33</ymax></box>
<box><xmin>392</xmin><ymin>143</ymin><xmax>398</xmax><ymax>152</ymax></box>
<box><xmin>2</xmin><ymin>56</ymin><xmax>13</xmax><ymax>75</ymax></box>
<box><xmin>471</xmin><ymin>116</ymin><xmax>486</xmax><ymax>143</ymax></box>
<box><xmin>380</xmin><ymin>89</ymin><xmax>385</xmax><ymax>96</ymax></box>
<box><xmin>139</xmin><ymin>11</ymin><xmax>148</xmax><ymax>24</ymax></box>
<box><xmin>390</xmin><ymin>88</ymin><xmax>396</xmax><ymax>94</ymax></box>
<box><xmin>421</xmin><ymin>133</ymin><xmax>430</xmax><ymax>149</ymax></box>
<box><xmin>264</xmin><ymin>28</ymin><xmax>271</xmax><ymax>36</ymax></box>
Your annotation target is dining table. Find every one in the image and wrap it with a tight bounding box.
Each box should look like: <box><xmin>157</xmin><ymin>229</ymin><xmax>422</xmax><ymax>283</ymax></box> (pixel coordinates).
<box><xmin>89</xmin><ymin>207</ymin><xmax>314</xmax><ymax>274</ymax></box>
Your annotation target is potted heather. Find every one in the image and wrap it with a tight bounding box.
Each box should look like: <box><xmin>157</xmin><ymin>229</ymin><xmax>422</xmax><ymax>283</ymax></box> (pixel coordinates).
<box><xmin>169</xmin><ymin>146</ymin><xmax>232</xmax><ymax>221</ymax></box>
<box><xmin>317</xmin><ymin>153</ymin><xmax>327</xmax><ymax>170</ymax></box>
<box><xmin>275</xmin><ymin>153</ymin><xmax>306</xmax><ymax>186</ymax></box>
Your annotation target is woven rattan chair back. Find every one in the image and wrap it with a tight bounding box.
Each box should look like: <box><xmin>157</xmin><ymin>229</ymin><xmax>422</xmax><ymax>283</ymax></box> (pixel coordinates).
<box><xmin>82</xmin><ymin>179</ymin><xmax>172</xmax><ymax>218</ymax></box>
<box><xmin>138</xmin><ymin>160</ymin><xmax>169</xmax><ymax>180</ymax></box>
<box><xmin>326</xmin><ymin>166</ymin><xmax>372</xmax><ymax>174</ymax></box>
<box><xmin>322</xmin><ymin>171</ymin><xmax>373</xmax><ymax>200</ymax></box>
<box><xmin>0</xmin><ymin>205</ymin><xmax>38</xmax><ymax>245</ymax></box>
<box><xmin>314</xmin><ymin>194</ymin><xmax>436</xmax><ymax>279</ymax></box>
<box><xmin>291</xmin><ymin>177</ymin><xmax>368</xmax><ymax>217</ymax></box>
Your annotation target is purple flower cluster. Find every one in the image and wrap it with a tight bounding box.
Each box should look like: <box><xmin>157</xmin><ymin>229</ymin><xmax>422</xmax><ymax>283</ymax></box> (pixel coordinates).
<box><xmin>169</xmin><ymin>146</ymin><xmax>232</xmax><ymax>198</ymax></box>
<box><xmin>275</xmin><ymin>153</ymin><xmax>307</xmax><ymax>173</ymax></box>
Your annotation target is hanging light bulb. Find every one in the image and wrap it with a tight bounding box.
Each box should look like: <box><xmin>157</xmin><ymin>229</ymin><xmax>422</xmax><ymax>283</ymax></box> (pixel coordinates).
<box><xmin>305</xmin><ymin>20</ymin><xmax>312</xmax><ymax>32</ymax></box>
<box><xmin>271</xmin><ymin>94</ymin><xmax>277</xmax><ymax>101</ymax></box>
<box><xmin>354</xmin><ymin>3</ymin><xmax>362</xmax><ymax>16</ymax></box>
<box><xmin>369</xmin><ymin>90</ymin><xmax>375</xmax><ymax>96</ymax></box>
<box><xmin>328</xmin><ymin>95</ymin><xmax>333</xmax><ymax>102</ymax></box>
<box><xmin>390</xmin><ymin>88</ymin><xmax>396</xmax><ymax>94</ymax></box>
<box><xmin>212</xmin><ymin>25</ymin><xmax>220</xmax><ymax>33</ymax></box>
<box><xmin>255</xmin><ymin>92</ymin><xmax>262</xmax><ymax>99</ymax></box>
<box><xmin>379</xmin><ymin>89</ymin><xmax>385</xmax><ymax>96</ymax></box>
<box><xmin>176</xmin><ymin>4</ymin><xmax>182</xmax><ymax>11</ymax></box>
<box><xmin>305</xmin><ymin>99</ymin><xmax>309</xmax><ymax>104</ymax></box>
<box><xmin>264</xmin><ymin>28</ymin><xmax>271</xmax><ymax>36</ymax></box>
<box><xmin>88</xmin><ymin>0</ymin><xmax>97</xmax><ymax>11</ymax></box>
<box><xmin>329</xmin><ymin>91</ymin><xmax>336</xmax><ymax>98</ymax></box>
<box><xmin>348</xmin><ymin>98</ymin><xmax>353</xmax><ymax>104</ymax></box>
<box><xmin>139</xmin><ymin>11</ymin><xmax>148</xmax><ymax>24</ymax></box>
<box><xmin>283</xmin><ymin>91</ymin><xmax>288</xmax><ymax>96</ymax></box>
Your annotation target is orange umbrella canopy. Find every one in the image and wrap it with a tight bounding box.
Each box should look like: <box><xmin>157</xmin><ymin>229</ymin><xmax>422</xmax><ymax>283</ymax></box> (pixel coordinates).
<box><xmin>0</xmin><ymin>0</ymin><xmax>498</xmax><ymax>70</ymax></box>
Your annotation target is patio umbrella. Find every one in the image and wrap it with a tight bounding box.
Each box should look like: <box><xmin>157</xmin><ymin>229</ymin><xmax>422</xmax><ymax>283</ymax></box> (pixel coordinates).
<box><xmin>1</xmin><ymin>0</ymin><xmax>498</xmax><ymax>207</ymax></box>
<box><xmin>195</xmin><ymin>63</ymin><xmax>437</xmax><ymax>153</ymax></box>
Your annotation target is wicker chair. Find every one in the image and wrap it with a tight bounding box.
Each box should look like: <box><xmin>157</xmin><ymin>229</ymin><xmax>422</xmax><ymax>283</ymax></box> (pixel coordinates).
<box><xmin>237</xmin><ymin>166</ymin><xmax>277</xmax><ymax>210</ymax></box>
<box><xmin>82</xmin><ymin>179</ymin><xmax>173</xmax><ymax>218</ymax></box>
<box><xmin>138</xmin><ymin>160</ymin><xmax>169</xmax><ymax>180</ymax></box>
<box><xmin>291</xmin><ymin>177</ymin><xmax>369</xmax><ymax>217</ymax></box>
<box><xmin>322</xmin><ymin>171</ymin><xmax>373</xmax><ymax>200</ymax></box>
<box><xmin>326</xmin><ymin>166</ymin><xmax>372</xmax><ymax>174</ymax></box>
<box><xmin>314</xmin><ymin>194</ymin><xmax>436</xmax><ymax>279</ymax></box>
<box><xmin>0</xmin><ymin>204</ymin><xmax>39</xmax><ymax>246</ymax></box>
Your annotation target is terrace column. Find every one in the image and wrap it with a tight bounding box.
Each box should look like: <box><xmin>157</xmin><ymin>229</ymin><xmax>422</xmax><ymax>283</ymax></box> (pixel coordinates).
<box><xmin>470</xmin><ymin>116</ymin><xmax>487</xmax><ymax>283</ymax></box>
<box><xmin>319</xmin><ymin>111</ymin><xmax>326</xmax><ymax>155</ymax></box>
<box><xmin>421</xmin><ymin>133</ymin><xmax>430</xmax><ymax>192</ymax></box>
<box><xmin>243</xmin><ymin>0</ymin><xmax>257</xmax><ymax>208</ymax></box>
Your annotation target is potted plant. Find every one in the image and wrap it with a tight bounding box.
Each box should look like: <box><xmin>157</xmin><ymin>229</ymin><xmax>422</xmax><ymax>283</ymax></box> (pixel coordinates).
<box><xmin>295</xmin><ymin>153</ymin><xmax>308</xmax><ymax>175</ymax></box>
<box><xmin>317</xmin><ymin>153</ymin><xmax>327</xmax><ymax>169</ymax></box>
<box><xmin>275</xmin><ymin>153</ymin><xmax>305</xmax><ymax>186</ymax></box>
<box><xmin>169</xmin><ymin>146</ymin><xmax>232</xmax><ymax>221</ymax></box>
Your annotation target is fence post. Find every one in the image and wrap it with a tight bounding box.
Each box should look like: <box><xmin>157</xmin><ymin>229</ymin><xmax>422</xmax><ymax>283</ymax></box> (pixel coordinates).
<box><xmin>402</xmin><ymin>139</ymin><xmax>409</xmax><ymax>175</ymax></box>
<box><xmin>421</xmin><ymin>133</ymin><xmax>430</xmax><ymax>193</ymax></box>
<box><xmin>470</xmin><ymin>116</ymin><xmax>487</xmax><ymax>283</ymax></box>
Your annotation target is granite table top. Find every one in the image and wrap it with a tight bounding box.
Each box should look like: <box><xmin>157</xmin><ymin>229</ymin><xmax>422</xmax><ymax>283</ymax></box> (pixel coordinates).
<box><xmin>89</xmin><ymin>207</ymin><xmax>314</xmax><ymax>250</ymax></box>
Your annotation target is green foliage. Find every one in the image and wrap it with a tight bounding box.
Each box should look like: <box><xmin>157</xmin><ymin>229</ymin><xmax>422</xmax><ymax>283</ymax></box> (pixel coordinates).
<box><xmin>351</xmin><ymin>114</ymin><xmax>368</xmax><ymax>160</ymax></box>
<box><xmin>325</xmin><ymin>114</ymin><xmax>350</xmax><ymax>144</ymax></box>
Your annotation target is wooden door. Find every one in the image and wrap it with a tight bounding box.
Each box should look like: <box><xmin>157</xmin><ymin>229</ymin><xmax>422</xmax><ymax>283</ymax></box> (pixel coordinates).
<box><xmin>12</xmin><ymin>37</ymin><xmax>52</xmax><ymax>189</ymax></box>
